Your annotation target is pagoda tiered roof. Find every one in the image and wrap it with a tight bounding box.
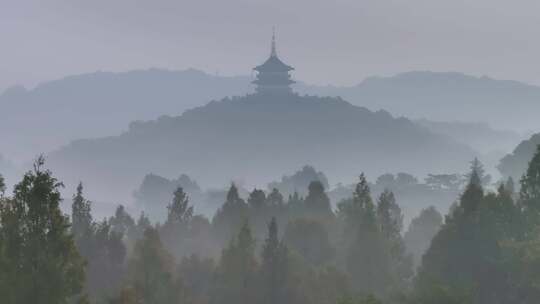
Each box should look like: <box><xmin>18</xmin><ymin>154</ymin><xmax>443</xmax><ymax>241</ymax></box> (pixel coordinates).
<box><xmin>254</xmin><ymin>55</ymin><xmax>294</xmax><ymax>72</ymax></box>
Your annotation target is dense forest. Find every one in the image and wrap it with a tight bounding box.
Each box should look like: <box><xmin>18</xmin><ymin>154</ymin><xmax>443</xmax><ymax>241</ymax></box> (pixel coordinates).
<box><xmin>2</xmin><ymin>146</ymin><xmax>540</xmax><ymax>304</ymax></box>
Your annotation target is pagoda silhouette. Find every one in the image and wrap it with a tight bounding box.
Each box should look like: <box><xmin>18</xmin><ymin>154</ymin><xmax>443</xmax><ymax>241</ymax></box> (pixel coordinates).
<box><xmin>253</xmin><ymin>30</ymin><xmax>295</xmax><ymax>95</ymax></box>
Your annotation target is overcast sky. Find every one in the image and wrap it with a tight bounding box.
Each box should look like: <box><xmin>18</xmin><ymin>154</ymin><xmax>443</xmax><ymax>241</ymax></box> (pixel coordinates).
<box><xmin>2</xmin><ymin>0</ymin><xmax>540</xmax><ymax>91</ymax></box>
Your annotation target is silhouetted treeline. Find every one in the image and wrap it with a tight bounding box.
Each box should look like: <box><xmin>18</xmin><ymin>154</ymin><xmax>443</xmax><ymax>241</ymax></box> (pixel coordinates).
<box><xmin>134</xmin><ymin>165</ymin><xmax>466</xmax><ymax>227</ymax></box>
<box><xmin>3</xmin><ymin>146</ymin><xmax>540</xmax><ymax>303</ymax></box>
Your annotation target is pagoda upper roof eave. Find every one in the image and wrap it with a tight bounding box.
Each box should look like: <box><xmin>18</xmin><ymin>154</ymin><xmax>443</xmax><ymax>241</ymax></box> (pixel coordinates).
<box><xmin>253</xmin><ymin>66</ymin><xmax>294</xmax><ymax>72</ymax></box>
<box><xmin>252</xmin><ymin>79</ymin><xmax>296</xmax><ymax>85</ymax></box>
<box><xmin>253</xmin><ymin>56</ymin><xmax>295</xmax><ymax>72</ymax></box>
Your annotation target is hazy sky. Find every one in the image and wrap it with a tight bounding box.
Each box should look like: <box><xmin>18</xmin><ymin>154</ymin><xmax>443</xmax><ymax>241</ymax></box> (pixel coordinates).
<box><xmin>2</xmin><ymin>0</ymin><xmax>540</xmax><ymax>91</ymax></box>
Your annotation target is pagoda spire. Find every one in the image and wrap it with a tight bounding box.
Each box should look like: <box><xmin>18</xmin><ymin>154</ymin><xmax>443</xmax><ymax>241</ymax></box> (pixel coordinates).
<box><xmin>271</xmin><ymin>27</ymin><xmax>277</xmax><ymax>57</ymax></box>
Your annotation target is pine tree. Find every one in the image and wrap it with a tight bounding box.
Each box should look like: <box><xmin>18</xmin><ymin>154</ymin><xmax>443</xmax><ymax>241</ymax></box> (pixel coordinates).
<box><xmin>260</xmin><ymin>217</ymin><xmax>288</xmax><ymax>304</ymax></box>
<box><xmin>376</xmin><ymin>190</ymin><xmax>413</xmax><ymax>291</ymax></box>
<box><xmin>212</xmin><ymin>221</ymin><xmax>258</xmax><ymax>304</ymax></box>
<box><xmin>338</xmin><ymin>173</ymin><xmax>376</xmax><ymax>233</ymax></box>
<box><xmin>125</xmin><ymin>228</ymin><xmax>181</xmax><ymax>304</ymax></box>
<box><xmin>86</xmin><ymin>219</ymin><xmax>126</xmax><ymax>301</ymax></box>
<box><xmin>0</xmin><ymin>173</ymin><xmax>5</xmax><ymax>195</ymax></box>
<box><xmin>520</xmin><ymin>145</ymin><xmax>540</xmax><ymax>212</ymax></box>
<box><xmin>466</xmin><ymin>158</ymin><xmax>491</xmax><ymax>187</ymax></box>
<box><xmin>460</xmin><ymin>160</ymin><xmax>485</xmax><ymax>215</ymax></box>
<box><xmin>166</xmin><ymin>186</ymin><xmax>193</xmax><ymax>225</ymax></box>
<box><xmin>338</xmin><ymin>174</ymin><xmax>390</xmax><ymax>296</ymax></box>
<box><xmin>110</xmin><ymin>205</ymin><xmax>135</xmax><ymax>237</ymax></box>
<box><xmin>415</xmin><ymin>161</ymin><xmax>518</xmax><ymax>304</ymax></box>
<box><xmin>161</xmin><ymin>186</ymin><xmax>194</xmax><ymax>259</ymax></box>
<box><xmin>71</xmin><ymin>183</ymin><xmax>93</xmax><ymax>253</ymax></box>
<box><xmin>213</xmin><ymin>184</ymin><xmax>248</xmax><ymax>244</ymax></box>
<box><xmin>376</xmin><ymin>190</ymin><xmax>402</xmax><ymax>240</ymax></box>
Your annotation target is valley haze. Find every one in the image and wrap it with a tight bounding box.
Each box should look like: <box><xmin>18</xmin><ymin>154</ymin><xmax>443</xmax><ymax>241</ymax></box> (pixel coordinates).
<box><xmin>0</xmin><ymin>68</ymin><xmax>532</xmax><ymax>213</ymax></box>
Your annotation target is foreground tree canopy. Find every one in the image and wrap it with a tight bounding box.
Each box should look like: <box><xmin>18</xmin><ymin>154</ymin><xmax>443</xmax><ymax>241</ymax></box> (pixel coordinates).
<box><xmin>2</xmin><ymin>147</ymin><xmax>540</xmax><ymax>303</ymax></box>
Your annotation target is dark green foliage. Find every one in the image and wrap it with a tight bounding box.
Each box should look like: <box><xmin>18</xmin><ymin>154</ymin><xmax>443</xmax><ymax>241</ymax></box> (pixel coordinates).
<box><xmin>72</xmin><ymin>183</ymin><xmax>93</xmax><ymax>253</ymax></box>
<box><xmin>248</xmin><ymin>188</ymin><xmax>286</xmax><ymax>240</ymax></box>
<box><xmin>9</xmin><ymin>154</ymin><xmax>540</xmax><ymax>304</ymax></box>
<box><xmin>459</xmin><ymin>171</ymin><xmax>484</xmax><ymax>214</ymax></box>
<box><xmin>160</xmin><ymin>187</ymin><xmax>194</xmax><ymax>259</ymax></box>
<box><xmin>337</xmin><ymin>295</ymin><xmax>383</xmax><ymax>304</ymax></box>
<box><xmin>500</xmin><ymin>235</ymin><xmax>540</xmax><ymax>303</ymax></box>
<box><xmin>213</xmin><ymin>184</ymin><xmax>249</xmax><ymax>244</ymax></box>
<box><xmin>408</xmin><ymin>285</ymin><xmax>472</xmax><ymax>304</ymax></box>
<box><xmin>123</xmin><ymin>228</ymin><xmax>182</xmax><ymax>303</ymax></box>
<box><xmin>520</xmin><ymin>145</ymin><xmax>540</xmax><ymax>212</ymax></box>
<box><xmin>304</xmin><ymin>181</ymin><xmax>333</xmax><ymax>221</ymax></box>
<box><xmin>338</xmin><ymin>174</ymin><xmax>376</xmax><ymax>232</ymax></box>
<box><xmin>212</xmin><ymin>221</ymin><xmax>258</xmax><ymax>304</ymax></box>
<box><xmin>377</xmin><ymin>190</ymin><xmax>402</xmax><ymax>240</ymax></box>
<box><xmin>248</xmin><ymin>188</ymin><xmax>267</xmax><ymax>210</ymax></box>
<box><xmin>376</xmin><ymin>190</ymin><xmax>414</xmax><ymax>291</ymax></box>
<box><xmin>85</xmin><ymin>220</ymin><xmax>126</xmax><ymax>301</ymax></box>
<box><xmin>335</xmin><ymin>175</ymin><xmax>414</xmax><ymax>298</ymax></box>
<box><xmin>338</xmin><ymin>174</ymin><xmax>390</xmax><ymax>296</ymax></box>
<box><xmin>110</xmin><ymin>205</ymin><xmax>136</xmax><ymax>237</ymax></box>
<box><xmin>284</xmin><ymin>218</ymin><xmax>334</xmax><ymax>266</ymax></box>
<box><xmin>414</xmin><ymin>161</ymin><xmax>522</xmax><ymax>304</ymax></box>
<box><xmin>0</xmin><ymin>157</ymin><xmax>85</xmax><ymax>303</ymax></box>
<box><xmin>0</xmin><ymin>173</ymin><xmax>5</xmax><ymax>195</ymax></box>
<box><xmin>70</xmin><ymin>181</ymin><xmax>128</xmax><ymax>302</ymax></box>
<box><xmin>167</xmin><ymin>186</ymin><xmax>194</xmax><ymax>225</ymax></box>
<box><xmin>286</xmin><ymin>191</ymin><xmax>305</xmax><ymax>219</ymax></box>
<box><xmin>290</xmin><ymin>265</ymin><xmax>351</xmax><ymax>304</ymax></box>
<box><xmin>260</xmin><ymin>217</ymin><xmax>289</xmax><ymax>304</ymax></box>
<box><xmin>466</xmin><ymin>158</ymin><xmax>491</xmax><ymax>187</ymax></box>
<box><xmin>177</xmin><ymin>254</ymin><xmax>215</xmax><ymax>304</ymax></box>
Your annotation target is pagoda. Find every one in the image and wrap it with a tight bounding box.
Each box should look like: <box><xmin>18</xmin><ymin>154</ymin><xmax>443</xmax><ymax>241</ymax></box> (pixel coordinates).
<box><xmin>253</xmin><ymin>30</ymin><xmax>295</xmax><ymax>94</ymax></box>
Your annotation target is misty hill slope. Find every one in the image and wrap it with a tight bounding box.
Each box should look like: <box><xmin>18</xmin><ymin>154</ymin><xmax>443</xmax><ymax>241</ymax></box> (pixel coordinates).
<box><xmin>498</xmin><ymin>133</ymin><xmax>540</xmax><ymax>182</ymax></box>
<box><xmin>299</xmin><ymin>71</ymin><xmax>540</xmax><ymax>132</ymax></box>
<box><xmin>48</xmin><ymin>93</ymin><xmax>474</xmax><ymax>204</ymax></box>
<box><xmin>0</xmin><ymin>69</ymin><xmax>252</xmax><ymax>162</ymax></box>
<box><xmin>1</xmin><ymin>69</ymin><xmax>532</xmax><ymax>163</ymax></box>
<box><xmin>414</xmin><ymin>119</ymin><xmax>519</xmax><ymax>151</ymax></box>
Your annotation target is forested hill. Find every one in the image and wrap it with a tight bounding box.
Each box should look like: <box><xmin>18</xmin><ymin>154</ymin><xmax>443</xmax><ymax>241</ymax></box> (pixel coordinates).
<box><xmin>0</xmin><ymin>69</ymin><xmax>531</xmax><ymax>163</ymax></box>
<box><xmin>47</xmin><ymin>93</ymin><xmax>474</xmax><ymax>204</ymax></box>
<box><xmin>0</xmin><ymin>69</ymin><xmax>252</xmax><ymax>162</ymax></box>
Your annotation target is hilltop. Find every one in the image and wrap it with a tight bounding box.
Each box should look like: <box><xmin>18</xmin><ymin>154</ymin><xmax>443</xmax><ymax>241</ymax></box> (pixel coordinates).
<box><xmin>0</xmin><ymin>69</ymin><xmax>529</xmax><ymax>164</ymax></box>
<box><xmin>47</xmin><ymin>93</ymin><xmax>474</xmax><ymax>204</ymax></box>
